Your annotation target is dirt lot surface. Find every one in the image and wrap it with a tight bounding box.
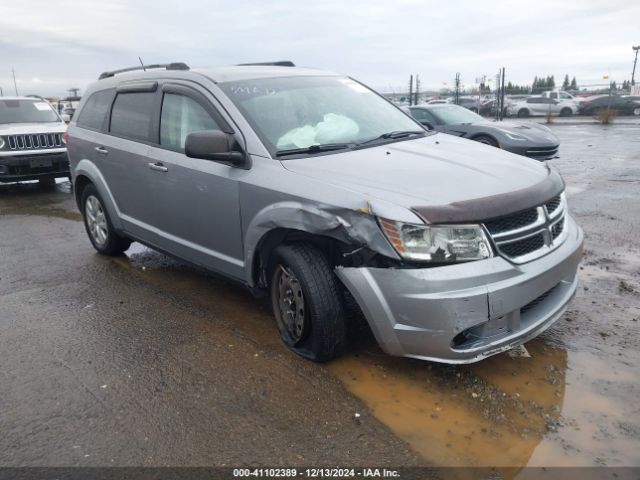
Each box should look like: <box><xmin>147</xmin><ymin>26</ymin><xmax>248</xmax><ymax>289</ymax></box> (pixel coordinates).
<box><xmin>0</xmin><ymin>124</ymin><xmax>638</xmax><ymax>474</ymax></box>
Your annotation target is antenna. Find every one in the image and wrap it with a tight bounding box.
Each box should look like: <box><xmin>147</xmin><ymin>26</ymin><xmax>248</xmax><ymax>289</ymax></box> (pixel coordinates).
<box><xmin>139</xmin><ymin>57</ymin><xmax>146</xmax><ymax>72</ymax></box>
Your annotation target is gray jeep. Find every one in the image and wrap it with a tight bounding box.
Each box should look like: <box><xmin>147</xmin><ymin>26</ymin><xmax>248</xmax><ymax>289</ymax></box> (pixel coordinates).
<box><xmin>0</xmin><ymin>97</ymin><xmax>69</xmax><ymax>185</ymax></box>
<box><xmin>67</xmin><ymin>62</ymin><xmax>583</xmax><ymax>363</ymax></box>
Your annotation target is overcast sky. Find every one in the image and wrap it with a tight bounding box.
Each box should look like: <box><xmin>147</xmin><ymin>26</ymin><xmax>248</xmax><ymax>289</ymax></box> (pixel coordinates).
<box><xmin>1</xmin><ymin>0</ymin><xmax>638</xmax><ymax>97</ymax></box>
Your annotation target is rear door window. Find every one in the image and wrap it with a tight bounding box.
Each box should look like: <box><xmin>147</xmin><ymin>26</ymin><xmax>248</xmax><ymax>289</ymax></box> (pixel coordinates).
<box><xmin>110</xmin><ymin>92</ymin><xmax>156</xmax><ymax>142</ymax></box>
<box><xmin>160</xmin><ymin>93</ymin><xmax>220</xmax><ymax>150</ymax></box>
<box><xmin>76</xmin><ymin>90</ymin><xmax>114</xmax><ymax>131</ymax></box>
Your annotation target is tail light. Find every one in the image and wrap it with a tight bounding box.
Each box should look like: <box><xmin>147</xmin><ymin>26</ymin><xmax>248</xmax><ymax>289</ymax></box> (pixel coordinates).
<box><xmin>580</xmin><ymin>101</ymin><xmax>592</xmax><ymax>106</ymax></box>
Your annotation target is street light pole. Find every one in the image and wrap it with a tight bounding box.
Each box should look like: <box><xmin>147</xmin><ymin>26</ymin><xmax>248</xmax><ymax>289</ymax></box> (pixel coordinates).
<box><xmin>632</xmin><ymin>46</ymin><xmax>640</xmax><ymax>86</ymax></box>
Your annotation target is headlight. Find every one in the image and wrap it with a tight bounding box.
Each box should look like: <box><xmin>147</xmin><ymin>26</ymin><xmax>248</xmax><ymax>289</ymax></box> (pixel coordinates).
<box><xmin>0</xmin><ymin>136</ymin><xmax>5</xmax><ymax>149</ymax></box>
<box><xmin>379</xmin><ymin>219</ymin><xmax>493</xmax><ymax>263</ymax></box>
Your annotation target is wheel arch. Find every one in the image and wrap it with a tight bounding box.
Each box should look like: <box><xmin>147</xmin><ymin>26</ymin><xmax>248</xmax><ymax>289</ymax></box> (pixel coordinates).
<box><xmin>243</xmin><ymin>201</ymin><xmax>400</xmax><ymax>289</ymax></box>
<box><xmin>469</xmin><ymin>132</ymin><xmax>499</xmax><ymax>145</ymax></box>
<box><xmin>73</xmin><ymin>159</ymin><xmax>124</xmax><ymax>231</ymax></box>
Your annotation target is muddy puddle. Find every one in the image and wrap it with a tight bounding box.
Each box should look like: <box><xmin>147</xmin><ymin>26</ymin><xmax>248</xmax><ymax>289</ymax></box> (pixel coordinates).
<box><xmin>0</xmin><ymin>180</ymin><xmax>80</xmax><ymax>220</ymax></box>
<box><xmin>113</xmin><ymin>243</ymin><xmax>639</xmax><ymax>470</ymax></box>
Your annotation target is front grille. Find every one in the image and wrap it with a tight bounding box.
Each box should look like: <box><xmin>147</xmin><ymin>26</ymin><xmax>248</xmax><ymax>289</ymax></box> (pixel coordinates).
<box><xmin>5</xmin><ymin>133</ymin><xmax>64</xmax><ymax>151</ymax></box>
<box><xmin>551</xmin><ymin>219</ymin><xmax>564</xmax><ymax>239</ymax></box>
<box><xmin>484</xmin><ymin>208</ymin><xmax>539</xmax><ymax>235</ymax></box>
<box><xmin>499</xmin><ymin>233</ymin><xmax>545</xmax><ymax>257</ymax></box>
<box><xmin>545</xmin><ymin>195</ymin><xmax>561</xmax><ymax>215</ymax></box>
<box><xmin>483</xmin><ymin>192</ymin><xmax>567</xmax><ymax>263</ymax></box>
<box><xmin>525</xmin><ymin>146</ymin><xmax>559</xmax><ymax>160</ymax></box>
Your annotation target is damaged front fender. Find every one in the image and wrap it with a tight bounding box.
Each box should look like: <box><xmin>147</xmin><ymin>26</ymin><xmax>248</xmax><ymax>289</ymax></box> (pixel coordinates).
<box><xmin>243</xmin><ymin>200</ymin><xmax>403</xmax><ymax>286</ymax></box>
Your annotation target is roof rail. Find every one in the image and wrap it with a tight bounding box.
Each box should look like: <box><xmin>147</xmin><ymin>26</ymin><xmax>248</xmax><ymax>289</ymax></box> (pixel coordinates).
<box><xmin>98</xmin><ymin>62</ymin><xmax>190</xmax><ymax>80</ymax></box>
<box><xmin>236</xmin><ymin>61</ymin><xmax>295</xmax><ymax>67</ymax></box>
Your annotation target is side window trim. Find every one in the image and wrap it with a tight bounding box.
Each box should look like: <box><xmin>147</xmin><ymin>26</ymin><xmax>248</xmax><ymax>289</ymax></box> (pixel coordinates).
<box><xmin>160</xmin><ymin>83</ymin><xmax>234</xmax><ymax>134</ymax></box>
<box><xmin>75</xmin><ymin>88</ymin><xmax>116</xmax><ymax>133</ymax></box>
<box><xmin>157</xmin><ymin>91</ymin><xmax>220</xmax><ymax>153</ymax></box>
<box><xmin>108</xmin><ymin>90</ymin><xmax>161</xmax><ymax>145</ymax></box>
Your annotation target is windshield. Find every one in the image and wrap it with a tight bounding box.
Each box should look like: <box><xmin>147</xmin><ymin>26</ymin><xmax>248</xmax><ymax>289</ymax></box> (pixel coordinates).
<box><xmin>218</xmin><ymin>76</ymin><xmax>423</xmax><ymax>155</ymax></box>
<box><xmin>429</xmin><ymin>105</ymin><xmax>486</xmax><ymax>125</ymax></box>
<box><xmin>0</xmin><ymin>99</ymin><xmax>61</xmax><ymax>124</ymax></box>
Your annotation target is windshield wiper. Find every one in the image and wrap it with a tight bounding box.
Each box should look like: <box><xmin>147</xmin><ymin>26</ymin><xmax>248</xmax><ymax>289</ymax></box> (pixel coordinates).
<box><xmin>355</xmin><ymin>130</ymin><xmax>426</xmax><ymax>147</ymax></box>
<box><xmin>275</xmin><ymin>143</ymin><xmax>353</xmax><ymax>157</ymax></box>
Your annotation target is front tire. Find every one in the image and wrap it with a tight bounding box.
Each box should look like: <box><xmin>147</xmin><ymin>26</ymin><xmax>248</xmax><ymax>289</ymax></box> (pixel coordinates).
<box><xmin>269</xmin><ymin>243</ymin><xmax>346</xmax><ymax>362</ymax></box>
<box><xmin>560</xmin><ymin>107</ymin><xmax>572</xmax><ymax>117</ymax></box>
<box><xmin>634</xmin><ymin>107</ymin><xmax>640</xmax><ymax>116</ymax></box>
<box><xmin>517</xmin><ymin>108</ymin><xmax>530</xmax><ymax>118</ymax></box>
<box><xmin>81</xmin><ymin>184</ymin><xmax>131</xmax><ymax>255</ymax></box>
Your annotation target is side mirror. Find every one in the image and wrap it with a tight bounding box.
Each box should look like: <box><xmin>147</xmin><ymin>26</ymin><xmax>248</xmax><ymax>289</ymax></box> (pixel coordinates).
<box><xmin>185</xmin><ymin>130</ymin><xmax>246</xmax><ymax>167</ymax></box>
<box><xmin>420</xmin><ymin>120</ymin><xmax>434</xmax><ymax>130</ymax></box>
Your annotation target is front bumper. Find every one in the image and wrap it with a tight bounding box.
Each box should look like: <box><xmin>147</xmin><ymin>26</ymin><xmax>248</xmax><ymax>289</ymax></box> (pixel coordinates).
<box><xmin>0</xmin><ymin>151</ymin><xmax>69</xmax><ymax>182</ymax></box>
<box><xmin>504</xmin><ymin>143</ymin><xmax>559</xmax><ymax>161</ymax></box>
<box><xmin>336</xmin><ymin>215</ymin><xmax>583</xmax><ymax>364</ymax></box>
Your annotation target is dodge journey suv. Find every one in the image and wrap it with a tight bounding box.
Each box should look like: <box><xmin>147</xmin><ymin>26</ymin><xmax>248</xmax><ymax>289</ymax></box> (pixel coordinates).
<box><xmin>67</xmin><ymin>62</ymin><xmax>583</xmax><ymax>363</ymax></box>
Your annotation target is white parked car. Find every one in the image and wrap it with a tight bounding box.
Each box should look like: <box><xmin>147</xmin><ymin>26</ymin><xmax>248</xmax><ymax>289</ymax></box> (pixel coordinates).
<box><xmin>506</xmin><ymin>97</ymin><xmax>578</xmax><ymax>118</ymax></box>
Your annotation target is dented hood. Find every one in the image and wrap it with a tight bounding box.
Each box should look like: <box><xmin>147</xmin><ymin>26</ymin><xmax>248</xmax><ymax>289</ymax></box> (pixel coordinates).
<box><xmin>281</xmin><ymin>133</ymin><xmax>560</xmax><ymax>221</ymax></box>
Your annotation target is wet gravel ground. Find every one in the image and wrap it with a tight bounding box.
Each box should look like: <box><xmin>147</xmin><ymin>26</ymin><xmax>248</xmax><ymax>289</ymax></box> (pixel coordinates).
<box><xmin>0</xmin><ymin>123</ymin><xmax>638</xmax><ymax>470</ymax></box>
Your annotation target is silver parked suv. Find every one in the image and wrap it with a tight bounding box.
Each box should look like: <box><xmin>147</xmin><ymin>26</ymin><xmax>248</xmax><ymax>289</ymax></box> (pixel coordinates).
<box><xmin>0</xmin><ymin>96</ymin><xmax>69</xmax><ymax>185</ymax></box>
<box><xmin>67</xmin><ymin>62</ymin><xmax>583</xmax><ymax>363</ymax></box>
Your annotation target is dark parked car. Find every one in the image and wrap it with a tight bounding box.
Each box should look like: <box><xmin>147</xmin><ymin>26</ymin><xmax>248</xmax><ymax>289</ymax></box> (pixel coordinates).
<box><xmin>623</xmin><ymin>96</ymin><xmax>640</xmax><ymax>116</ymax></box>
<box><xmin>478</xmin><ymin>98</ymin><xmax>507</xmax><ymax>117</ymax></box>
<box><xmin>578</xmin><ymin>95</ymin><xmax>637</xmax><ymax>116</ymax></box>
<box><xmin>456</xmin><ymin>97</ymin><xmax>482</xmax><ymax>113</ymax></box>
<box><xmin>407</xmin><ymin>104</ymin><xmax>560</xmax><ymax>161</ymax></box>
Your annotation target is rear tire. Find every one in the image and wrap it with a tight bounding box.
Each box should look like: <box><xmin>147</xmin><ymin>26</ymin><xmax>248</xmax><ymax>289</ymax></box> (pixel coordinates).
<box><xmin>269</xmin><ymin>243</ymin><xmax>346</xmax><ymax>362</ymax></box>
<box><xmin>517</xmin><ymin>108</ymin><xmax>530</xmax><ymax>118</ymax></box>
<box><xmin>634</xmin><ymin>107</ymin><xmax>640</xmax><ymax>116</ymax></box>
<box><xmin>81</xmin><ymin>184</ymin><xmax>131</xmax><ymax>256</ymax></box>
<box><xmin>473</xmin><ymin>135</ymin><xmax>498</xmax><ymax>147</ymax></box>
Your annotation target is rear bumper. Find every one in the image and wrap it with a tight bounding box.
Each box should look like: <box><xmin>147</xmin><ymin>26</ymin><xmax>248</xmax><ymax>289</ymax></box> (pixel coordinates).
<box><xmin>336</xmin><ymin>215</ymin><xmax>583</xmax><ymax>364</ymax></box>
<box><xmin>0</xmin><ymin>151</ymin><xmax>69</xmax><ymax>182</ymax></box>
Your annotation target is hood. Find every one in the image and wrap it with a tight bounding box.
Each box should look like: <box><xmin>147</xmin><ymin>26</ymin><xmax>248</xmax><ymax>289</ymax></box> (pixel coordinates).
<box><xmin>0</xmin><ymin>122</ymin><xmax>67</xmax><ymax>135</ymax></box>
<box><xmin>488</xmin><ymin>121</ymin><xmax>558</xmax><ymax>143</ymax></box>
<box><xmin>281</xmin><ymin>133</ymin><xmax>554</xmax><ymax>210</ymax></box>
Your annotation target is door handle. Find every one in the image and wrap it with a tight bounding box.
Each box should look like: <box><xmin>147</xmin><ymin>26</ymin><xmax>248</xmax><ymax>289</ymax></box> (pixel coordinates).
<box><xmin>95</xmin><ymin>146</ymin><xmax>109</xmax><ymax>154</ymax></box>
<box><xmin>148</xmin><ymin>162</ymin><xmax>168</xmax><ymax>173</ymax></box>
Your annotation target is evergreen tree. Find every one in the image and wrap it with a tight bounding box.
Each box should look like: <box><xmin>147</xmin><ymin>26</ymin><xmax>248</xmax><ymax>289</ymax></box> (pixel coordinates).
<box><xmin>570</xmin><ymin>77</ymin><xmax>577</xmax><ymax>90</ymax></box>
<box><xmin>562</xmin><ymin>74</ymin><xmax>570</xmax><ymax>90</ymax></box>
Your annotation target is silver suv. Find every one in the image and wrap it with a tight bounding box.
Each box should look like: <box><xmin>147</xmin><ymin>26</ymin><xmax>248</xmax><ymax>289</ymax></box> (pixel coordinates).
<box><xmin>0</xmin><ymin>96</ymin><xmax>69</xmax><ymax>185</ymax></box>
<box><xmin>67</xmin><ymin>62</ymin><xmax>583</xmax><ymax>363</ymax></box>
